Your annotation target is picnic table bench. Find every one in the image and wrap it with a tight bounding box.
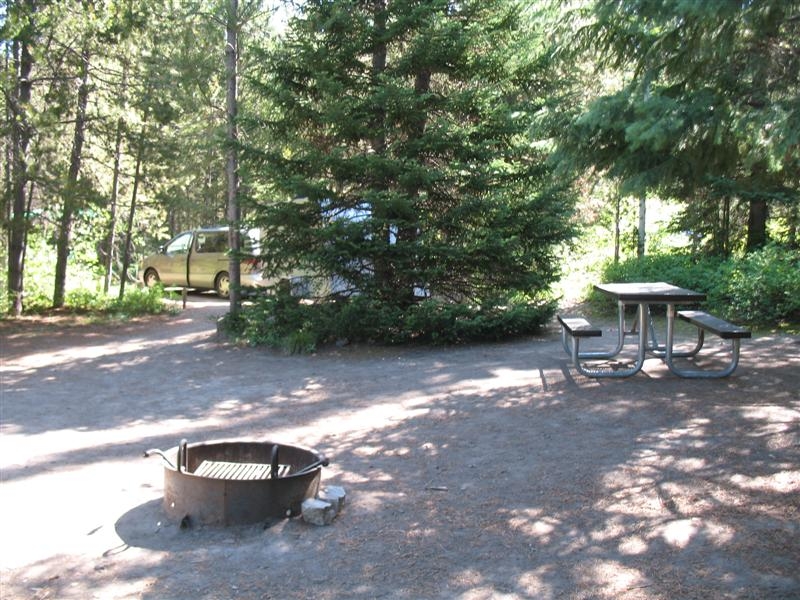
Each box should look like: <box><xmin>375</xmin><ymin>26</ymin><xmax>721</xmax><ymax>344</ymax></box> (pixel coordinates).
<box><xmin>558</xmin><ymin>282</ymin><xmax>750</xmax><ymax>379</ymax></box>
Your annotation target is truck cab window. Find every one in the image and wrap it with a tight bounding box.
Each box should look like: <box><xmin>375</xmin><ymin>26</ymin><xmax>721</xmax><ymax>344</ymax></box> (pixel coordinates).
<box><xmin>196</xmin><ymin>232</ymin><xmax>227</xmax><ymax>253</ymax></box>
<box><xmin>165</xmin><ymin>232</ymin><xmax>193</xmax><ymax>255</ymax></box>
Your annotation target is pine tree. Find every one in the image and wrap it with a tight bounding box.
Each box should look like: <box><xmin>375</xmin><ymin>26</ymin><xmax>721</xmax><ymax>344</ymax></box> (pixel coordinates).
<box><xmin>557</xmin><ymin>0</ymin><xmax>800</xmax><ymax>254</ymax></box>
<box><xmin>244</xmin><ymin>0</ymin><xmax>574</xmax><ymax>342</ymax></box>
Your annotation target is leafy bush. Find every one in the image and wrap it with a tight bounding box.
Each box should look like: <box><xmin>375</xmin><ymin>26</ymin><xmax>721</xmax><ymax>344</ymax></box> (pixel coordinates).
<box><xmin>17</xmin><ymin>287</ymin><xmax>55</xmax><ymax>313</ymax></box>
<box><xmin>226</xmin><ymin>287</ymin><xmax>557</xmax><ymax>352</ymax></box>
<box><xmin>3</xmin><ymin>230</ymin><xmax>164</xmax><ymax>317</ymax></box>
<box><xmin>107</xmin><ymin>285</ymin><xmax>177</xmax><ymax>317</ymax></box>
<box><xmin>717</xmin><ymin>244</ymin><xmax>800</xmax><ymax>325</ymax></box>
<box><xmin>599</xmin><ymin>253</ymin><xmax>725</xmax><ymax>294</ymax></box>
<box><xmin>592</xmin><ymin>244</ymin><xmax>800</xmax><ymax>326</ymax></box>
<box><xmin>12</xmin><ymin>284</ymin><xmax>176</xmax><ymax>319</ymax></box>
<box><xmin>66</xmin><ymin>288</ymin><xmax>107</xmax><ymax>311</ymax></box>
<box><xmin>401</xmin><ymin>297</ymin><xmax>556</xmax><ymax>344</ymax></box>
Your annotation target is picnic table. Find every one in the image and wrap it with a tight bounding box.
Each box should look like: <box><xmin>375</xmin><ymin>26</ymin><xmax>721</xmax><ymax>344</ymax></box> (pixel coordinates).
<box><xmin>558</xmin><ymin>282</ymin><xmax>751</xmax><ymax>379</ymax></box>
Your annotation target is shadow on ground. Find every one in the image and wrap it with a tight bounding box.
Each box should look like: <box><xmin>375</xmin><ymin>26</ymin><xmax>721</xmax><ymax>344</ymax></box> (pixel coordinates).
<box><xmin>1</xmin><ymin>299</ymin><xmax>798</xmax><ymax>599</ymax></box>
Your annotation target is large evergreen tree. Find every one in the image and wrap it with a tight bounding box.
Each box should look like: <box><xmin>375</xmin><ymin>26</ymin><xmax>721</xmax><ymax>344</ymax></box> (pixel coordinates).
<box><xmin>557</xmin><ymin>0</ymin><xmax>800</xmax><ymax>255</ymax></box>
<box><xmin>243</xmin><ymin>0</ymin><xmax>574</xmax><ymax>343</ymax></box>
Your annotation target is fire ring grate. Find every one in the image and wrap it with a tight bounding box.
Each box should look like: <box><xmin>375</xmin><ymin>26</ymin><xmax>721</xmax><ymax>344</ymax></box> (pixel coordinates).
<box><xmin>145</xmin><ymin>439</ymin><xmax>328</xmax><ymax>525</ymax></box>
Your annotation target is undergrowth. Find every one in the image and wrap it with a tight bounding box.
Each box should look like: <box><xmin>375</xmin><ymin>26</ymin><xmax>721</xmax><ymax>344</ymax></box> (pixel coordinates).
<box><xmin>223</xmin><ymin>289</ymin><xmax>557</xmax><ymax>354</ymax></box>
<box><xmin>591</xmin><ymin>243</ymin><xmax>800</xmax><ymax>328</ymax></box>
<box><xmin>5</xmin><ymin>285</ymin><xmax>179</xmax><ymax>321</ymax></box>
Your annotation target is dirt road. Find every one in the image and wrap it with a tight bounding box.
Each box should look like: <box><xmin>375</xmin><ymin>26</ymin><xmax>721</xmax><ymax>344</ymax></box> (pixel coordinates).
<box><xmin>1</xmin><ymin>295</ymin><xmax>799</xmax><ymax>599</ymax></box>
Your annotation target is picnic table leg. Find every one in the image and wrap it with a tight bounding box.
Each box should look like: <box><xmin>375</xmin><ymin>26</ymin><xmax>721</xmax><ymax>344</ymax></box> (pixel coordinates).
<box><xmin>645</xmin><ymin>302</ymin><xmax>705</xmax><ymax>359</ymax></box>
<box><xmin>569</xmin><ymin>303</ymin><xmax>647</xmax><ymax>378</ymax></box>
<box><xmin>663</xmin><ymin>305</ymin><xmax>740</xmax><ymax>378</ymax></box>
<box><xmin>565</xmin><ymin>300</ymin><xmax>627</xmax><ymax>360</ymax></box>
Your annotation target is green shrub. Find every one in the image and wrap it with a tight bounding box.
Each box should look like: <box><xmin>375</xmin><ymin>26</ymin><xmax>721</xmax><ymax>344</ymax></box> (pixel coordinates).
<box><xmin>10</xmin><ymin>284</ymin><xmax>175</xmax><ymax>319</ymax></box>
<box><xmin>19</xmin><ymin>287</ymin><xmax>55</xmax><ymax>313</ymax></box>
<box><xmin>227</xmin><ymin>287</ymin><xmax>557</xmax><ymax>352</ymax></box>
<box><xmin>592</xmin><ymin>244</ymin><xmax>800</xmax><ymax>326</ymax></box>
<box><xmin>597</xmin><ymin>253</ymin><xmax>726</xmax><ymax>296</ymax></box>
<box><xmin>66</xmin><ymin>288</ymin><xmax>107</xmax><ymax>311</ymax></box>
<box><xmin>401</xmin><ymin>297</ymin><xmax>556</xmax><ymax>344</ymax></box>
<box><xmin>108</xmin><ymin>285</ymin><xmax>175</xmax><ymax>317</ymax></box>
<box><xmin>719</xmin><ymin>244</ymin><xmax>800</xmax><ymax>325</ymax></box>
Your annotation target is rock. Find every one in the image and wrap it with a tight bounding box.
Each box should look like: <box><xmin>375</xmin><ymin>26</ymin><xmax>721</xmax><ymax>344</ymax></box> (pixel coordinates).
<box><xmin>318</xmin><ymin>485</ymin><xmax>346</xmax><ymax>514</ymax></box>
<box><xmin>301</xmin><ymin>498</ymin><xmax>335</xmax><ymax>526</ymax></box>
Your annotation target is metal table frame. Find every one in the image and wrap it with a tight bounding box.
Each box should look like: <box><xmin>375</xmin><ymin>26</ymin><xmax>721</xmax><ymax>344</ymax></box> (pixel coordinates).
<box><xmin>563</xmin><ymin>282</ymin><xmax>716</xmax><ymax>378</ymax></box>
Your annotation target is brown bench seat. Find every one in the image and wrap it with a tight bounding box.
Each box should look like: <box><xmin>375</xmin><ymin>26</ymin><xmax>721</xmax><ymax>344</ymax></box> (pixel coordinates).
<box><xmin>677</xmin><ymin>310</ymin><xmax>751</xmax><ymax>339</ymax></box>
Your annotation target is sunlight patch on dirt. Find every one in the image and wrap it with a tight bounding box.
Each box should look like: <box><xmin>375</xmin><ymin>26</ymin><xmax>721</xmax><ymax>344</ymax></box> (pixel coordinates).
<box><xmin>576</xmin><ymin>559</ymin><xmax>651</xmax><ymax>598</ymax></box>
<box><xmin>730</xmin><ymin>470</ymin><xmax>800</xmax><ymax>493</ymax></box>
<box><xmin>660</xmin><ymin>518</ymin><xmax>700</xmax><ymax>548</ymax></box>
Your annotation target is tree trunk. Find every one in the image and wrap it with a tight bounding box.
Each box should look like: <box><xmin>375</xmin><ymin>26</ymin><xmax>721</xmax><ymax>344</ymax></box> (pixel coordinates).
<box><xmin>637</xmin><ymin>195</ymin><xmax>646</xmax><ymax>257</ymax></box>
<box><xmin>394</xmin><ymin>68</ymin><xmax>431</xmax><ymax>305</ymax></box>
<box><xmin>103</xmin><ymin>117</ymin><xmax>124</xmax><ymax>293</ymax></box>
<box><xmin>53</xmin><ymin>46</ymin><xmax>91</xmax><ymax>308</ymax></box>
<box><xmin>3</xmin><ymin>42</ymin><xmax>11</xmax><ymax>224</ymax></box>
<box><xmin>613</xmin><ymin>194</ymin><xmax>621</xmax><ymax>263</ymax></box>
<box><xmin>103</xmin><ymin>62</ymin><xmax>128</xmax><ymax>293</ymax></box>
<box><xmin>225</xmin><ymin>0</ymin><xmax>241</xmax><ymax>316</ymax></box>
<box><xmin>370</xmin><ymin>0</ymin><xmax>387</xmax><ymax>155</ymax></box>
<box><xmin>21</xmin><ymin>180</ymin><xmax>36</xmax><ymax>289</ymax></box>
<box><xmin>720</xmin><ymin>196</ymin><xmax>731</xmax><ymax>257</ymax></box>
<box><xmin>8</xmin><ymin>21</ymin><xmax>35</xmax><ymax>316</ymax></box>
<box><xmin>118</xmin><ymin>126</ymin><xmax>146</xmax><ymax>299</ymax></box>
<box><xmin>746</xmin><ymin>197</ymin><xmax>769</xmax><ymax>251</ymax></box>
<box><xmin>370</xmin><ymin>0</ymin><xmax>391</xmax><ymax>294</ymax></box>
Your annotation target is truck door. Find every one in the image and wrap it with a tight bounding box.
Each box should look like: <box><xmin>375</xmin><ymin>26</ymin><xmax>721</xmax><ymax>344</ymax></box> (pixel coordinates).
<box><xmin>157</xmin><ymin>231</ymin><xmax>193</xmax><ymax>286</ymax></box>
<box><xmin>189</xmin><ymin>230</ymin><xmax>228</xmax><ymax>289</ymax></box>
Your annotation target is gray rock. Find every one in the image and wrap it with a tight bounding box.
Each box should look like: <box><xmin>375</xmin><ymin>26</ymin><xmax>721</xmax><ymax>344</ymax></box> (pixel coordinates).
<box><xmin>301</xmin><ymin>498</ymin><xmax>335</xmax><ymax>526</ymax></box>
<box><xmin>318</xmin><ymin>485</ymin><xmax>346</xmax><ymax>514</ymax></box>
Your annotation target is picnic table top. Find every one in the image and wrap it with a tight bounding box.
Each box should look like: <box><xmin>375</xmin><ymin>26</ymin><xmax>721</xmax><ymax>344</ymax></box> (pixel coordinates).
<box><xmin>594</xmin><ymin>281</ymin><xmax>706</xmax><ymax>303</ymax></box>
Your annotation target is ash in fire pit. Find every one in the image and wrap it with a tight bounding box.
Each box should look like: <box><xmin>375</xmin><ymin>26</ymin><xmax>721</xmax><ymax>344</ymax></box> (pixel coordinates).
<box><xmin>145</xmin><ymin>439</ymin><xmax>328</xmax><ymax>525</ymax></box>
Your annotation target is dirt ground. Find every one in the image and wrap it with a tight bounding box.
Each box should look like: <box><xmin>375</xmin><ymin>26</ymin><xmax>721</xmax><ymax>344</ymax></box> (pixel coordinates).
<box><xmin>1</xmin><ymin>293</ymin><xmax>799</xmax><ymax>600</ymax></box>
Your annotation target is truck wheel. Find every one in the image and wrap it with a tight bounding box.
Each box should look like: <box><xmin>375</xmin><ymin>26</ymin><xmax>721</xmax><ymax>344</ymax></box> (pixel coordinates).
<box><xmin>144</xmin><ymin>269</ymin><xmax>160</xmax><ymax>288</ymax></box>
<box><xmin>215</xmin><ymin>272</ymin><xmax>230</xmax><ymax>298</ymax></box>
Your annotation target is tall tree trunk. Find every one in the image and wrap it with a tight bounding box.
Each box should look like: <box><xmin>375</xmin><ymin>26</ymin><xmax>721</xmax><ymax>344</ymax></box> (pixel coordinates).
<box><xmin>53</xmin><ymin>46</ymin><xmax>91</xmax><ymax>308</ymax></box>
<box><xmin>3</xmin><ymin>42</ymin><xmax>11</xmax><ymax>224</ymax></box>
<box><xmin>637</xmin><ymin>195</ymin><xmax>646</xmax><ymax>257</ymax></box>
<box><xmin>21</xmin><ymin>179</ymin><xmax>36</xmax><ymax>289</ymax></box>
<box><xmin>613</xmin><ymin>194</ymin><xmax>621</xmax><ymax>263</ymax></box>
<box><xmin>746</xmin><ymin>198</ymin><xmax>768</xmax><ymax>251</ymax></box>
<box><xmin>719</xmin><ymin>196</ymin><xmax>731</xmax><ymax>257</ymax></box>
<box><xmin>8</xmin><ymin>31</ymin><xmax>35</xmax><ymax>316</ymax></box>
<box><xmin>103</xmin><ymin>63</ymin><xmax>128</xmax><ymax>293</ymax></box>
<box><xmin>103</xmin><ymin>117</ymin><xmax>124</xmax><ymax>293</ymax></box>
<box><xmin>118</xmin><ymin>126</ymin><xmax>146</xmax><ymax>299</ymax></box>
<box><xmin>635</xmin><ymin>75</ymin><xmax>652</xmax><ymax>259</ymax></box>
<box><xmin>395</xmin><ymin>68</ymin><xmax>431</xmax><ymax>305</ymax></box>
<box><xmin>370</xmin><ymin>0</ymin><xmax>387</xmax><ymax>156</ymax></box>
<box><xmin>225</xmin><ymin>0</ymin><xmax>241</xmax><ymax>316</ymax></box>
<box><xmin>370</xmin><ymin>0</ymin><xmax>390</xmax><ymax>294</ymax></box>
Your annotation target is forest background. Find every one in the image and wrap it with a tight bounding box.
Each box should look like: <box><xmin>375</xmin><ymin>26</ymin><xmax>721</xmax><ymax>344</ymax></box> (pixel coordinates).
<box><xmin>2</xmin><ymin>0</ymin><xmax>799</xmax><ymax>349</ymax></box>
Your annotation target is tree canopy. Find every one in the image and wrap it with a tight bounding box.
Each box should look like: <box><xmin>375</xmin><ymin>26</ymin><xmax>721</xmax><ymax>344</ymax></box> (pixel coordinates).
<box><xmin>235</xmin><ymin>0</ymin><xmax>574</xmax><ymax>342</ymax></box>
<box><xmin>556</xmin><ymin>0</ymin><xmax>800</xmax><ymax>254</ymax></box>
<box><xmin>2</xmin><ymin>0</ymin><xmax>798</xmax><ymax>335</ymax></box>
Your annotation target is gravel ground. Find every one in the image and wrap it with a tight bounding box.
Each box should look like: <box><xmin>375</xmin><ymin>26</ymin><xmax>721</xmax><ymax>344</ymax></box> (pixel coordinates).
<box><xmin>1</xmin><ymin>293</ymin><xmax>799</xmax><ymax>599</ymax></box>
